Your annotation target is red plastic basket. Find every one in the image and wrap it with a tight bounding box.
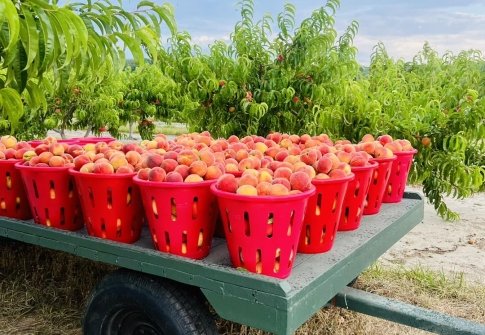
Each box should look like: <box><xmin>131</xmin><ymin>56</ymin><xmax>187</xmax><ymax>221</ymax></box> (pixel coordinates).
<box><xmin>0</xmin><ymin>160</ymin><xmax>32</xmax><ymax>219</ymax></box>
<box><xmin>363</xmin><ymin>156</ymin><xmax>397</xmax><ymax>215</ymax></box>
<box><xmin>15</xmin><ymin>163</ymin><xmax>83</xmax><ymax>230</ymax></box>
<box><xmin>70</xmin><ymin>170</ymin><xmax>143</xmax><ymax>243</ymax></box>
<box><xmin>212</xmin><ymin>184</ymin><xmax>315</xmax><ymax>279</ymax></box>
<box><xmin>134</xmin><ymin>177</ymin><xmax>218</xmax><ymax>259</ymax></box>
<box><xmin>338</xmin><ymin>162</ymin><xmax>377</xmax><ymax>231</ymax></box>
<box><xmin>298</xmin><ymin>174</ymin><xmax>353</xmax><ymax>254</ymax></box>
<box><xmin>77</xmin><ymin>137</ymin><xmax>115</xmax><ymax>144</ymax></box>
<box><xmin>383</xmin><ymin>149</ymin><xmax>417</xmax><ymax>203</ymax></box>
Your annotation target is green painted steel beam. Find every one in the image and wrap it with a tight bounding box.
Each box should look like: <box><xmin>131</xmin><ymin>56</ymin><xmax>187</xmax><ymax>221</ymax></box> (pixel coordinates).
<box><xmin>335</xmin><ymin>287</ymin><xmax>485</xmax><ymax>335</ymax></box>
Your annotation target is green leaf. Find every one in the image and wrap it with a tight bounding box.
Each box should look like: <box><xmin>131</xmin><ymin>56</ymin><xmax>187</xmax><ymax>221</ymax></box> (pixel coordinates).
<box><xmin>0</xmin><ymin>87</ymin><xmax>24</xmax><ymax>130</ymax></box>
<box><xmin>0</xmin><ymin>0</ymin><xmax>19</xmax><ymax>52</ymax></box>
<box><xmin>19</xmin><ymin>5</ymin><xmax>40</xmax><ymax>71</ymax></box>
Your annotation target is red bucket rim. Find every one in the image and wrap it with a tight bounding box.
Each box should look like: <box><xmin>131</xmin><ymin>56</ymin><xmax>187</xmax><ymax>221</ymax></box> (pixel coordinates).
<box><xmin>394</xmin><ymin>149</ymin><xmax>418</xmax><ymax>156</ymax></box>
<box><xmin>311</xmin><ymin>172</ymin><xmax>354</xmax><ymax>185</ymax></box>
<box><xmin>370</xmin><ymin>156</ymin><xmax>397</xmax><ymax>163</ymax></box>
<box><xmin>0</xmin><ymin>158</ymin><xmax>22</xmax><ymax>165</ymax></box>
<box><xmin>133</xmin><ymin>175</ymin><xmax>216</xmax><ymax>188</ymax></box>
<box><xmin>211</xmin><ymin>183</ymin><xmax>316</xmax><ymax>203</ymax></box>
<box><xmin>69</xmin><ymin>169</ymin><xmax>136</xmax><ymax>179</ymax></box>
<box><xmin>350</xmin><ymin>160</ymin><xmax>378</xmax><ymax>172</ymax></box>
<box><xmin>15</xmin><ymin>161</ymin><xmax>71</xmax><ymax>171</ymax></box>
<box><xmin>78</xmin><ymin>137</ymin><xmax>116</xmax><ymax>143</ymax></box>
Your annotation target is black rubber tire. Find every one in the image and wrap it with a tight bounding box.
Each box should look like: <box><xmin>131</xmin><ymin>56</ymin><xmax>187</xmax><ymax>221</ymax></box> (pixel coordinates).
<box><xmin>83</xmin><ymin>269</ymin><xmax>219</xmax><ymax>335</ymax></box>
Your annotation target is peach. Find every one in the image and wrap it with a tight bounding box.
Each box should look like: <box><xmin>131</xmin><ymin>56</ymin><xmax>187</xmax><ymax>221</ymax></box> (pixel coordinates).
<box><xmin>198</xmin><ymin>149</ymin><xmax>215</xmax><ymax>166</ymax></box>
<box><xmin>28</xmin><ymin>156</ymin><xmax>40</xmax><ymax>166</ymax></box>
<box><xmin>163</xmin><ymin>151</ymin><xmax>178</xmax><ymax>161</ymax></box>
<box><xmin>374</xmin><ymin>146</ymin><xmax>394</xmax><ymax>159</ymax></box>
<box><xmin>336</xmin><ymin>150</ymin><xmax>352</xmax><ymax>164</ymax></box>
<box><xmin>125</xmin><ymin>151</ymin><xmax>142</xmax><ymax>166</ymax></box>
<box><xmin>349</xmin><ymin>153</ymin><xmax>368</xmax><ymax>167</ymax></box>
<box><xmin>315</xmin><ymin>173</ymin><xmax>330</xmax><ymax>179</ymax></box>
<box><xmin>384</xmin><ymin>141</ymin><xmax>402</xmax><ymax>153</ymax></box>
<box><xmin>227</xmin><ymin>135</ymin><xmax>239</xmax><ymax>143</ymax></box>
<box><xmin>116</xmin><ymin>165</ymin><xmax>134</xmax><ymax>174</ymax></box>
<box><xmin>237</xmin><ymin>174</ymin><xmax>258</xmax><ymax>188</ymax></box>
<box><xmin>238</xmin><ymin>158</ymin><xmax>255</xmax><ymax>171</ymax></box>
<box><xmin>142</xmin><ymin>153</ymin><xmax>163</xmax><ymax>168</ymax></box>
<box><xmin>290</xmin><ymin>171</ymin><xmax>312</xmax><ymax>192</ymax></box>
<box><xmin>224</xmin><ymin>163</ymin><xmax>239</xmax><ymax>175</ymax></box>
<box><xmin>398</xmin><ymin>139</ymin><xmax>413</xmax><ymax>151</ymax></box>
<box><xmin>358</xmin><ymin>141</ymin><xmax>376</xmax><ymax>155</ymax></box>
<box><xmin>315</xmin><ymin>156</ymin><xmax>333</xmax><ymax>174</ymax></box>
<box><xmin>174</xmin><ymin>164</ymin><xmax>190</xmax><ymax>179</ymax></box>
<box><xmin>42</xmin><ymin>136</ymin><xmax>57</xmax><ymax>145</ymax></box>
<box><xmin>14</xmin><ymin>148</ymin><xmax>28</xmax><ymax>160</ymax></box>
<box><xmin>110</xmin><ymin>155</ymin><xmax>129</xmax><ymax>171</ymax></box>
<box><xmin>177</xmin><ymin>150</ymin><xmax>199</xmax><ymax>166</ymax></box>
<box><xmin>137</xmin><ymin>167</ymin><xmax>150</xmax><ymax>180</ymax></box>
<box><xmin>304</xmin><ymin>139</ymin><xmax>320</xmax><ymax>148</ymax></box>
<box><xmin>148</xmin><ymin>167</ymin><xmax>166</xmax><ymax>182</ymax></box>
<box><xmin>38</xmin><ymin>151</ymin><xmax>54</xmax><ymax>164</ymax></box>
<box><xmin>279</xmin><ymin>138</ymin><xmax>292</xmax><ymax>149</ymax></box>
<box><xmin>166</xmin><ymin>171</ymin><xmax>184</xmax><ymax>182</ymax></box>
<box><xmin>47</xmin><ymin>155</ymin><xmax>64</xmax><ymax>167</ymax></box>
<box><xmin>95</xmin><ymin>142</ymin><xmax>108</xmax><ymax>153</ymax></box>
<box><xmin>22</xmin><ymin>150</ymin><xmax>37</xmax><ymax>161</ymax></box>
<box><xmin>258</xmin><ymin>170</ymin><xmax>273</xmax><ymax>183</ymax></box>
<box><xmin>283</xmin><ymin>155</ymin><xmax>300</xmax><ymax>165</ymax></box>
<box><xmin>269</xmin><ymin>183</ymin><xmax>289</xmax><ymax>196</ymax></box>
<box><xmin>184</xmin><ymin>174</ymin><xmax>204</xmax><ymax>183</ymax></box>
<box><xmin>205</xmin><ymin>165</ymin><xmax>223</xmax><ymax>180</ymax></box>
<box><xmin>4</xmin><ymin>148</ymin><xmax>16</xmax><ymax>159</ymax></box>
<box><xmin>216</xmin><ymin>174</ymin><xmax>238</xmax><ymax>193</ymax></box>
<box><xmin>296</xmin><ymin>165</ymin><xmax>316</xmax><ymax>179</ymax></box>
<box><xmin>1</xmin><ymin>135</ymin><xmax>17</xmax><ymax>149</ymax></box>
<box><xmin>274</xmin><ymin>167</ymin><xmax>293</xmax><ymax>181</ymax></box>
<box><xmin>300</xmin><ymin>149</ymin><xmax>319</xmax><ymax>166</ymax></box>
<box><xmin>108</xmin><ymin>140</ymin><xmax>124</xmax><ymax>151</ymax></box>
<box><xmin>254</xmin><ymin>142</ymin><xmax>268</xmax><ymax>154</ymax></box>
<box><xmin>272</xmin><ymin>177</ymin><xmax>291</xmax><ymax>191</ymax></box>
<box><xmin>49</xmin><ymin>143</ymin><xmax>65</xmax><ymax>156</ymax></box>
<box><xmin>161</xmin><ymin>158</ymin><xmax>178</xmax><ymax>173</ymax></box>
<box><xmin>34</xmin><ymin>144</ymin><xmax>49</xmax><ymax>156</ymax></box>
<box><xmin>264</xmin><ymin>147</ymin><xmax>280</xmax><ymax>159</ymax></box>
<box><xmin>267</xmin><ymin>132</ymin><xmax>282</xmax><ymax>144</ymax></box>
<box><xmin>189</xmin><ymin>160</ymin><xmax>208</xmax><ymax>177</ymax></box>
<box><xmin>337</xmin><ymin>162</ymin><xmax>352</xmax><ymax>175</ymax></box>
<box><xmin>0</xmin><ymin>151</ymin><xmax>5</xmax><ymax>160</ymax></box>
<box><xmin>329</xmin><ymin>168</ymin><xmax>347</xmax><ymax>179</ymax></box>
<box><xmin>235</xmin><ymin>149</ymin><xmax>249</xmax><ymax>162</ymax></box>
<box><xmin>362</xmin><ymin>134</ymin><xmax>374</xmax><ymax>142</ymax></box>
<box><xmin>274</xmin><ymin>150</ymin><xmax>289</xmax><ymax>162</ymax></box>
<box><xmin>67</xmin><ymin>144</ymin><xmax>84</xmax><ymax>157</ymax></box>
<box><xmin>80</xmin><ymin>162</ymin><xmax>95</xmax><ymax>173</ymax></box>
<box><xmin>236</xmin><ymin>184</ymin><xmax>258</xmax><ymax>196</ymax></box>
<box><xmin>377</xmin><ymin>134</ymin><xmax>393</xmax><ymax>145</ymax></box>
<box><xmin>323</xmin><ymin>153</ymin><xmax>340</xmax><ymax>170</ymax></box>
<box><xmin>93</xmin><ymin>161</ymin><xmax>115</xmax><ymax>174</ymax></box>
<box><xmin>288</xmin><ymin>144</ymin><xmax>302</xmax><ymax>156</ymax></box>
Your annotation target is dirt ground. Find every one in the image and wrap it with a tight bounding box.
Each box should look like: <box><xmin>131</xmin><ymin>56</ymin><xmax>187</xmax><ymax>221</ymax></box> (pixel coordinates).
<box><xmin>380</xmin><ymin>186</ymin><xmax>485</xmax><ymax>284</ymax></box>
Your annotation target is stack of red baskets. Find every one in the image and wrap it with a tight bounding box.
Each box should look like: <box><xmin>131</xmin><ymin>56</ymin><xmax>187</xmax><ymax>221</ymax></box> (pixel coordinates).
<box><xmin>383</xmin><ymin>149</ymin><xmax>418</xmax><ymax>203</ymax></box>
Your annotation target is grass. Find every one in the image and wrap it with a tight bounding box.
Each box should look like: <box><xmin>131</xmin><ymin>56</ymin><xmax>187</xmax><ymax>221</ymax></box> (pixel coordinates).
<box><xmin>0</xmin><ymin>239</ymin><xmax>483</xmax><ymax>335</ymax></box>
<box><xmin>117</xmin><ymin>122</ymin><xmax>188</xmax><ymax>137</ymax></box>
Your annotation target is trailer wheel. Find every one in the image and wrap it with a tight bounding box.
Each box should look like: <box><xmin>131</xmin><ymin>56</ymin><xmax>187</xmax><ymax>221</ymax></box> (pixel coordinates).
<box><xmin>83</xmin><ymin>269</ymin><xmax>218</xmax><ymax>335</ymax></box>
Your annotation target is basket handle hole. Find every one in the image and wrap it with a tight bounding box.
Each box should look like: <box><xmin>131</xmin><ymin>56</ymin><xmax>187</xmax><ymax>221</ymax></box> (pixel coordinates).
<box><xmin>164</xmin><ymin>231</ymin><xmax>171</xmax><ymax>252</ymax></box>
<box><xmin>274</xmin><ymin>248</ymin><xmax>281</xmax><ymax>274</ymax></box>
<box><xmin>226</xmin><ymin>209</ymin><xmax>232</xmax><ymax>233</ymax></box>
<box><xmin>88</xmin><ymin>187</ymin><xmax>95</xmax><ymax>208</ymax></box>
<box><xmin>320</xmin><ymin>226</ymin><xmax>327</xmax><ymax>244</ymax></box>
<box><xmin>126</xmin><ymin>186</ymin><xmax>132</xmax><ymax>205</ymax></box>
<box><xmin>354</xmin><ymin>181</ymin><xmax>360</xmax><ymax>197</ymax></box>
<box><xmin>198</xmin><ymin>230</ymin><xmax>204</xmax><ymax>248</ymax></box>
<box><xmin>49</xmin><ymin>180</ymin><xmax>56</xmax><ymax>200</ymax></box>
<box><xmin>266</xmin><ymin>213</ymin><xmax>274</xmax><ymax>238</ymax></box>
<box><xmin>181</xmin><ymin>231</ymin><xmax>188</xmax><ymax>254</ymax></box>
<box><xmin>305</xmin><ymin>225</ymin><xmax>311</xmax><ymax>245</ymax></box>
<box><xmin>151</xmin><ymin>197</ymin><xmax>158</xmax><ymax>219</ymax></box>
<box><xmin>68</xmin><ymin>180</ymin><xmax>74</xmax><ymax>198</ymax></box>
<box><xmin>244</xmin><ymin>211</ymin><xmax>250</xmax><ymax>236</ymax></box>
<box><xmin>288</xmin><ymin>246</ymin><xmax>295</xmax><ymax>268</ymax></box>
<box><xmin>170</xmin><ymin>197</ymin><xmax>177</xmax><ymax>221</ymax></box>
<box><xmin>192</xmin><ymin>196</ymin><xmax>198</xmax><ymax>220</ymax></box>
<box><xmin>33</xmin><ymin>180</ymin><xmax>39</xmax><ymax>199</ymax></box>
<box><xmin>396</xmin><ymin>163</ymin><xmax>401</xmax><ymax>175</ymax></box>
<box><xmin>256</xmin><ymin>249</ymin><xmax>262</xmax><ymax>274</ymax></box>
<box><xmin>107</xmin><ymin>188</ymin><xmax>113</xmax><ymax>209</ymax></box>
<box><xmin>344</xmin><ymin>207</ymin><xmax>349</xmax><ymax>222</ymax></box>
<box><xmin>387</xmin><ymin>183</ymin><xmax>393</xmax><ymax>196</ymax></box>
<box><xmin>0</xmin><ymin>198</ymin><xmax>6</xmax><ymax>211</ymax></box>
<box><xmin>315</xmin><ymin>193</ymin><xmax>322</xmax><ymax>216</ymax></box>
<box><xmin>373</xmin><ymin>170</ymin><xmax>379</xmax><ymax>185</ymax></box>
<box><xmin>60</xmin><ymin>207</ymin><xmax>65</xmax><ymax>225</ymax></box>
<box><xmin>5</xmin><ymin>172</ymin><xmax>11</xmax><ymax>190</ymax></box>
<box><xmin>332</xmin><ymin>193</ymin><xmax>339</xmax><ymax>213</ymax></box>
<box><xmin>116</xmin><ymin>218</ymin><xmax>122</xmax><ymax>237</ymax></box>
<box><xmin>15</xmin><ymin>196</ymin><xmax>21</xmax><ymax>210</ymax></box>
<box><xmin>238</xmin><ymin>247</ymin><xmax>244</xmax><ymax>265</ymax></box>
<box><xmin>44</xmin><ymin>208</ymin><xmax>51</xmax><ymax>226</ymax></box>
<box><xmin>100</xmin><ymin>219</ymin><xmax>106</xmax><ymax>232</ymax></box>
<box><xmin>287</xmin><ymin>210</ymin><xmax>294</xmax><ymax>236</ymax></box>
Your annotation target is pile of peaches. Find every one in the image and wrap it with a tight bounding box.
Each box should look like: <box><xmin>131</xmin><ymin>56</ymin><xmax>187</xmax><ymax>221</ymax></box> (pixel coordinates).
<box><xmin>1</xmin><ymin>132</ymin><xmax>414</xmax><ymax>198</ymax></box>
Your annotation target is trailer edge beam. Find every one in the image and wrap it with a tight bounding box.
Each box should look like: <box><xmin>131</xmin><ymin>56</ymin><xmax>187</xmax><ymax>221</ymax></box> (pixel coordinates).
<box><xmin>334</xmin><ymin>286</ymin><xmax>485</xmax><ymax>335</ymax></box>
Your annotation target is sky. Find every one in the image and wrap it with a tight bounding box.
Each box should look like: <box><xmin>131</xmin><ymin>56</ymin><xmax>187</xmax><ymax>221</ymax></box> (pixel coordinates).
<box><xmin>124</xmin><ymin>0</ymin><xmax>485</xmax><ymax>64</ymax></box>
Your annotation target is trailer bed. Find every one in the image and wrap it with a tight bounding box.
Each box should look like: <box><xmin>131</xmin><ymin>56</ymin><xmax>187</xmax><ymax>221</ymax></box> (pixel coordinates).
<box><xmin>0</xmin><ymin>192</ymin><xmax>424</xmax><ymax>335</ymax></box>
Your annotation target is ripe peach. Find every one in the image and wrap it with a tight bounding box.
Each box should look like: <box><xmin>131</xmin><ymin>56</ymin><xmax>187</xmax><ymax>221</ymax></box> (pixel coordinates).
<box><xmin>184</xmin><ymin>174</ymin><xmax>204</xmax><ymax>183</ymax></box>
<box><xmin>275</xmin><ymin>150</ymin><xmax>289</xmax><ymax>162</ymax></box>
<box><xmin>116</xmin><ymin>165</ymin><xmax>134</xmax><ymax>174</ymax></box>
<box><xmin>237</xmin><ymin>174</ymin><xmax>258</xmax><ymax>188</ymax></box>
<box><xmin>49</xmin><ymin>143</ymin><xmax>65</xmax><ymax>156</ymax></box>
<box><xmin>177</xmin><ymin>150</ymin><xmax>199</xmax><ymax>166</ymax></box>
<box><xmin>315</xmin><ymin>156</ymin><xmax>333</xmax><ymax>174</ymax></box>
<box><xmin>272</xmin><ymin>177</ymin><xmax>291</xmax><ymax>191</ymax></box>
<box><xmin>227</xmin><ymin>135</ymin><xmax>239</xmax><ymax>143</ymax></box>
<box><xmin>235</xmin><ymin>149</ymin><xmax>249</xmax><ymax>162</ymax></box>
<box><xmin>349</xmin><ymin>152</ymin><xmax>368</xmax><ymax>167</ymax></box>
<box><xmin>34</xmin><ymin>144</ymin><xmax>49</xmax><ymax>156</ymax></box>
<box><xmin>28</xmin><ymin>156</ymin><xmax>40</xmax><ymax>166</ymax></box>
<box><xmin>67</xmin><ymin>144</ymin><xmax>84</xmax><ymax>157</ymax></box>
<box><xmin>94</xmin><ymin>142</ymin><xmax>108</xmax><ymax>153</ymax></box>
<box><xmin>216</xmin><ymin>174</ymin><xmax>238</xmax><ymax>193</ymax></box>
<box><xmin>377</xmin><ymin>134</ymin><xmax>393</xmax><ymax>145</ymax></box>
<box><xmin>142</xmin><ymin>153</ymin><xmax>163</xmax><ymax>168</ymax></box>
<box><xmin>337</xmin><ymin>162</ymin><xmax>352</xmax><ymax>175</ymax></box>
<box><xmin>4</xmin><ymin>148</ymin><xmax>16</xmax><ymax>159</ymax></box>
<box><xmin>189</xmin><ymin>160</ymin><xmax>208</xmax><ymax>177</ymax></box>
<box><xmin>296</xmin><ymin>165</ymin><xmax>316</xmax><ymax>179</ymax></box>
<box><xmin>238</xmin><ymin>158</ymin><xmax>255</xmax><ymax>171</ymax></box>
<box><xmin>224</xmin><ymin>163</ymin><xmax>239</xmax><ymax>175</ymax></box>
<box><xmin>269</xmin><ymin>183</ymin><xmax>289</xmax><ymax>196</ymax></box>
<box><xmin>315</xmin><ymin>173</ymin><xmax>330</xmax><ymax>179</ymax></box>
<box><xmin>205</xmin><ymin>165</ymin><xmax>223</xmax><ymax>180</ymax></box>
<box><xmin>125</xmin><ymin>151</ymin><xmax>142</xmax><ymax>166</ymax></box>
<box><xmin>290</xmin><ymin>171</ymin><xmax>312</xmax><ymax>192</ymax></box>
<box><xmin>362</xmin><ymin>134</ymin><xmax>374</xmax><ymax>142</ymax></box>
<box><xmin>148</xmin><ymin>167</ymin><xmax>166</xmax><ymax>182</ymax></box>
<box><xmin>173</xmin><ymin>164</ymin><xmax>189</xmax><ymax>179</ymax></box>
<box><xmin>329</xmin><ymin>168</ymin><xmax>347</xmax><ymax>179</ymax></box>
<box><xmin>274</xmin><ymin>167</ymin><xmax>293</xmax><ymax>181</ymax></box>
<box><xmin>110</xmin><ymin>155</ymin><xmax>129</xmax><ymax>171</ymax></box>
<box><xmin>108</xmin><ymin>140</ymin><xmax>124</xmax><ymax>151</ymax></box>
<box><xmin>14</xmin><ymin>148</ymin><xmax>28</xmax><ymax>160</ymax></box>
<box><xmin>358</xmin><ymin>141</ymin><xmax>376</xmax><ymax>155</ymax></box>
<box><xmin>336</xmin><ymin>150</ymin><xmax>352</xmax><ymax>164</ymax></box>
<box><xmin>42</xmin><ymin>136</ymin><xmax>57</xmax><ymax>145</ymax></box>
<box><xmin>198</xmin><ymin>149</ymin><xmax>215</xmax><ymax>166</ymax></box>
<box><xmin>374</xmin><ymin>146</ymin><xmax>394</xmax><ymax>159</ymax></box>
<box><xmin>384</xmin><ymin>141</ymin><xmax>402</xmax><ymax>153</ymax></box>
<box><xmin>137</xmin><ymin>168</ymin><xmax>150</xmax><ymax>180</ymax></box>
<box><xmin>236</xmin><ymin>184</ymin><xmax>258</xmax><ymax>196</ymax></box>
<box><xmin>398</xmin><ymin>139</ymin><xmax>413</xmax><ymax>151</ymax></box>
<box><xmin>1</xmin><ymin>135</ymin><xmax>17</xmax><ymax>149</ymax></box>
<box><xmin>93</xmin><ymin>162</ymin><xmax>114</xmax><ymax>174</ymax></box>
<box><xmin>22</xmin><ymin>150</ymin><xmax>37</xmax><ymax>162</ymax></box>
<box><xmin>254</xmin><ymin>142</ymin><xmax>268</xmax><ymax>154</ymax></box>
<box><xmin>161</xmin><ymin>158</ymin><xmax>178</xmax><ymax>173</ymax></box>
<box><xmin>258</xmin><ymin>170</ymin><xmax>273</xmax><ymax>183</ymax></box>
<box><xmin>165</xmin><ymin>171</ymin><xmax>184</xmax><ymax>182</ymax></box>
<box><xmin>38</xmin><ymin>151</ymin><xmax>54</xmax><ymax>164</ymax></box>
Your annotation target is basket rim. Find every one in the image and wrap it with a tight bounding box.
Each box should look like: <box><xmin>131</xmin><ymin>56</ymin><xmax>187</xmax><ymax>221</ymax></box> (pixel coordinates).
<box><xmin>0</xmin><ymin>158</ymin><xmax>22</xmax><ymax>165</ymax></box>
<box><xmin>350</xmin><ymin>160</ymin><xmax>378</xmax><ymax>172</ymax></box>
<box><xmin>312</xmin><ymin>172</ymin><xmax>354</xmax><ymax>185</ymax></box>
<box><xmin>210</xmin><ymin>183</ymin><xmax>316</xmax><ymax>202</ymax></box>
<box><xmin>69</xmin><ymin>168</ymin><xmax>136</xmax><ymax>179</ymax></box>
<box><xmin>133</xmin><ymin>175</ymin><xmax>216</xmax><ymax>188</ymax></box>
<box><xmin>370</xmin><ymin>155</ymin><xmax>398</xmax><ymax>163</ymax></box>
<box><xmin>15</xmin><ymin>161</ymin><xmax>72</xmax><ymax>171</ymax></box>
<box><xmin>394</xmin><ymin>148</ymin><xmax>418</xmax><ymax>156</ymax></box>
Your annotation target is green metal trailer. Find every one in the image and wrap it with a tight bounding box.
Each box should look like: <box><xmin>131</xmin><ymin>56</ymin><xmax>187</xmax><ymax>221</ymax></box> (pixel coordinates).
<box><xmin>0</xmin><ymin>192</ymin><xmax>484</xmax><ymax>335</ymax></box>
